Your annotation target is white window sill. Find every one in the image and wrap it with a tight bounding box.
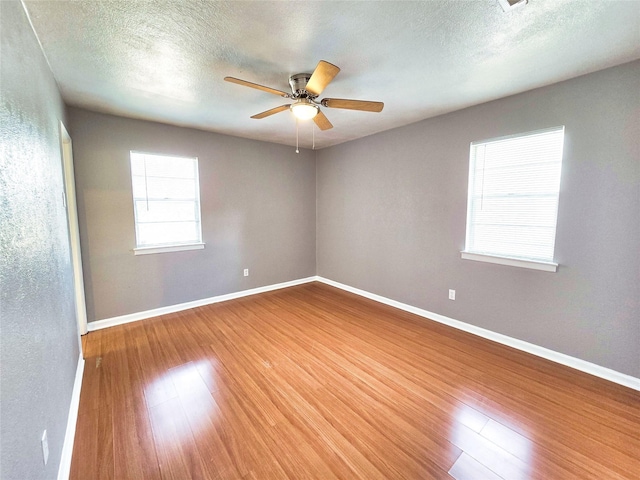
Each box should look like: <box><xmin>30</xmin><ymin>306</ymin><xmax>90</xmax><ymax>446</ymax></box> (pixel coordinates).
<box><xmin>133</xmin><ymin>243</ymin><xmax>205</xmax><ymax>256</ymax></box>
<box><xmin>461</xmin><ymin>251</ymin><xmax>558</xmax><ymax>272</ymax></box>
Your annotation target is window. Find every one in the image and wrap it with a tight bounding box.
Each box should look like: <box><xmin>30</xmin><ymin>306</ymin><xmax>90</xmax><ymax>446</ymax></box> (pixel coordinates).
<box><xmin>130</xmin><ymin>152</ymin><xmax>204</xmax><ymax>255</ymax></box>
<box><xmin>462</xmin><ymin>126</ymin><xmax>564</xmax><ymax>272</ymax></box>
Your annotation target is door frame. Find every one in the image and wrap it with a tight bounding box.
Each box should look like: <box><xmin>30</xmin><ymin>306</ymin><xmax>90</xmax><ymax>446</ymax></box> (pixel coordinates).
<box><xmin>60</xmin><ymin>121</ymin><xmax>88</xmax><ymax>336</ymax></box>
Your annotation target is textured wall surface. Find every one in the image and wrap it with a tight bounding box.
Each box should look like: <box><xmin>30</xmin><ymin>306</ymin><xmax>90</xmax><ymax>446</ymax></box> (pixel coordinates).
<box><xmin>0</xmin><ymin>2</ymin><xmax>80</xmax><ymax>479</ymax></box>
<box><xmin>68</xmin><ymin>108</ymin><xmax>316</xmax><ymax>323</ymax></box>
<box><xmin>317</xmin><ymin>61</ymin><xmax>640</xmax><ymax>377</ymax></box>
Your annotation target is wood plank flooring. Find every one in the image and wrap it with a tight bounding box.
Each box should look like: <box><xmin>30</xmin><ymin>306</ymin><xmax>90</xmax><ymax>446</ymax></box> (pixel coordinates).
<box><xmin>71</xmin><ymin>282</ymin><xmax>640</xmax><ymax>479</ymax></box>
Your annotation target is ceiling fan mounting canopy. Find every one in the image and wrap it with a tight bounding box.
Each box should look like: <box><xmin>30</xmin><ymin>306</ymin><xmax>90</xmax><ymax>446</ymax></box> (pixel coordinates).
<box><xmin>224</xmin><ymin>60</ymin><xmax>384</xmax><ymax>131</ymax></box>
<box><xmin>289</xmin><ymin>73</ymin><xmax>315</xmax><ymax>98</ymax></box>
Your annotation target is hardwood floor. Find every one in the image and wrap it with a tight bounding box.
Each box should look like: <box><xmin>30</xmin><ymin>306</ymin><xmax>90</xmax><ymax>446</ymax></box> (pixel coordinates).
<box><xmin>71</xmin><ymin>282</ymin><xmax>640</xmax><ymax>479</ymax></box>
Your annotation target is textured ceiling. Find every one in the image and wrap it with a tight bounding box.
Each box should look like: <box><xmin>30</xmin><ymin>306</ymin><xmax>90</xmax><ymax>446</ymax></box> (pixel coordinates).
<box><xmin>23</xmin><ymin>0</ymin><xmax>640</xmax><ymax>150</ymax></box>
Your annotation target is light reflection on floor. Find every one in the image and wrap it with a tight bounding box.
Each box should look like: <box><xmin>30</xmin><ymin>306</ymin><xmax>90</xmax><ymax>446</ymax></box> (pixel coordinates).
<box><xmin>449</xmin><ymin>403</ymin><xmax>533</xmax><ymax>480</ymax></box>
<box><xmin>145</xmin><ymin>359</ymin><xmax>219</xmax><ymax>445</ymax></box>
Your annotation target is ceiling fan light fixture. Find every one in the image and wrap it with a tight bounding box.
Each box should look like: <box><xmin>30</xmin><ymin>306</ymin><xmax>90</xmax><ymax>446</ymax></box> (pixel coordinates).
<box><xmin>227</xmin><ymin>60</ymin><xmax>383</xmax><ymax>130</ymax></box>
<box><xmin>290</xmin><ymin>99</ymin><xmax>319</xmax><ymax>120</ymax></box>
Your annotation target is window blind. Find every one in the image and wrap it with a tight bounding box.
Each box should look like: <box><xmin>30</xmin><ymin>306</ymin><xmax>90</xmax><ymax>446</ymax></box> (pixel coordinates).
<box><xmin>464</xmin><ymin>127</ymin><xmax>564</xmax><ymax>264</ymax></box>
<box><xmin>130</xmin><ymin>152</ymin><xmax>202</xmax><ymax>248</ymax></box>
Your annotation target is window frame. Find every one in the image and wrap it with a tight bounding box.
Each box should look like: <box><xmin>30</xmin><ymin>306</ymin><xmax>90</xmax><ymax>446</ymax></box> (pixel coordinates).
<box><xmin>129</xmin><ymin>151</ymin><xmax>205</xmax><ymax>256</ymax></box>
<box><xmin>461</xmin><ymin>126</ymin><xmax>565</xmax><ymax>272</ymax></box>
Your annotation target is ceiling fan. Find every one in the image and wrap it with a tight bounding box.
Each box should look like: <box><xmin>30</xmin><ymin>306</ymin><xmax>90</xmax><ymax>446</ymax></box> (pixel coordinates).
<box><xmin>224</xmin><ymin>60</ymin><xmax>384</xmax><ymax>131</ymax></box>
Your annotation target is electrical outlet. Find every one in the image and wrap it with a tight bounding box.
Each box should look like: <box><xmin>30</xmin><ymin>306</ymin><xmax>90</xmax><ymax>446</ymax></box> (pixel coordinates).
<box><xmin>41</xmin><ymin>430</ymin><xmax>49</xmax><ymax>465</ymax></box>
<box><xmin>243</xmin><ymin>268</ymin><xmax>249</xmax><ymax>277</ymax></box>
<box><xmin>449</xmin><ymin>289</ymin><xmax>456</xmax><ymax>300</ymax></box>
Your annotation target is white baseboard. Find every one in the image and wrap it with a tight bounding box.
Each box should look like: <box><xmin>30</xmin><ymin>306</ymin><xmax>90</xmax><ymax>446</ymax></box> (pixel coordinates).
<box><xmin>316</xmin><ymin>276</ymin><xmax>640</xmax><ymax>391</ymax></box>
<box><xmin>87</xmin><ymin>276</ymin><xmax>317</xmax><ymax>332</ymax></box>
<box><xmin>57</xmin><ymin>353</ymin><xmax>85</xmax><ymax>480</ymax></box>
<box><xmin>86</xmin><ymin>274</ymin><xmax>639</xmax><ymax>391</ymax></box>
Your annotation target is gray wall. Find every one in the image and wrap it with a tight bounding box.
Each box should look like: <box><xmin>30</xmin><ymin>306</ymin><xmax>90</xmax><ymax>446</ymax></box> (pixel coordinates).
<box><xmin>0</xmin><ymin>2</ymin><xmax>81</xmax><ymax>479</ymax></box>
<box><xmin>68</xmin><ymin>108</ymin><xmax>316</xmax><ymax>323</ymax></box>
<box><xmin>317</xmin><ymin>61</ymin><xmax>640</xmax><ymax>378</ymax></box>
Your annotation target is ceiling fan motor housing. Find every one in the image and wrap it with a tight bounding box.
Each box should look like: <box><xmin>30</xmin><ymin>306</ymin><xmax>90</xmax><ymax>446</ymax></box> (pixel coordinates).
<box><xmin>289</xmin><ymin>73</ymin><xmax>315</xmax><ymax>98</ymax></box>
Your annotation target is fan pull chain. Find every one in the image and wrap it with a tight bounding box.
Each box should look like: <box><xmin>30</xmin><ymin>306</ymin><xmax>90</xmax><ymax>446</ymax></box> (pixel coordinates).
<box><xmin>312</xmin><ymin>124</ymin><xmax>315</xmax><ymax>150</ymax></box>
<box><xmin>296</xmin><ymin>118</ymin><xmax>299</xmax><ymax>153</ymax></box>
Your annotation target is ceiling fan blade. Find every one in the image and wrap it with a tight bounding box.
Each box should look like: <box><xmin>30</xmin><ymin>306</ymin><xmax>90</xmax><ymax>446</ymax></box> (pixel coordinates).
<box><xmin>313</xmin><ymin>110</ymin><xmax>333</xmax><ymax>130</ymax></box>
<box><xmin>323</xmin><ymin>98</ymin><xmax>384</xmax><ymax>112</ymax></box>
<box><xmin>251</xmin><ymin>105</ymin><xmax>291</xmax><ymax>119</ymax></box>
<box><xmin>224</xmin><ymin>77</ymin><xmax>289</xmax><ymax>97</ymax></box>
<box><xmin>305</xmin><ymin>61</ymin><xmax>340</xmax><ymax>96</ymax></box>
